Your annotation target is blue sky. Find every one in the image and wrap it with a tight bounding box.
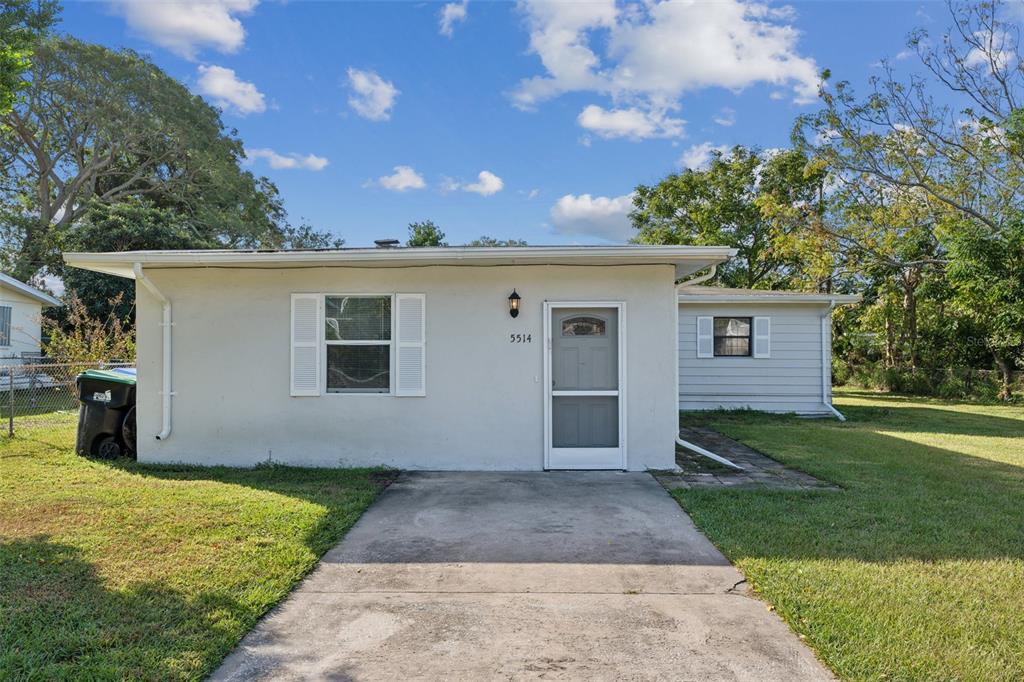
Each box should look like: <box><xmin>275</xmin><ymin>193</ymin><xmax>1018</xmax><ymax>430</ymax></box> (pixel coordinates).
<box><xmin>63</xmin><ymin>1</ymin><xmax>936</xmax><ymax>247</ymax></box>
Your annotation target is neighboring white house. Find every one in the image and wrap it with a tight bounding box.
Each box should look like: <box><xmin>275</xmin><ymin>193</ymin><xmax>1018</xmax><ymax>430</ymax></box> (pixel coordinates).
<box><xmin>63</xmin><ymin>246</ymin><xmax>858</xmax><ymax>471</ymax></box>
<box><xmin>678</xmin><ymin>286</ymin><xmax>860</xmax><ymax>417</ymax></box>
<box><xmin>0</xmin><ymin>273</ymin><xmax>61</xmax><ymax>365</ymax></box>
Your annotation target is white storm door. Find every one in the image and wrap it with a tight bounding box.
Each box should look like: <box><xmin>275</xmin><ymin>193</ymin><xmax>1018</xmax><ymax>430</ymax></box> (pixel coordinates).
<box><xmin>545</xmin><ymin>304</ymin><xmax>625</xmax><ymax>470</ymax></box>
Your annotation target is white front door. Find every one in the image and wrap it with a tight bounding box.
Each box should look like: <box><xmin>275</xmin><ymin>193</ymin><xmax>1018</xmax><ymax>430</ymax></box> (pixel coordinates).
<box><xmin>545</xmin><ymin>304</ymin><xmax>625</xmax><ymax>470</ymax></box>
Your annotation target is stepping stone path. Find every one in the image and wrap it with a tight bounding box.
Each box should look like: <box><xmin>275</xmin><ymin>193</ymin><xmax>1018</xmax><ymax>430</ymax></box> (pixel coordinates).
<box><xmin>657</xmin><ymin>427</ymin><xmax>840</xmax><ymax>492</ymax></box>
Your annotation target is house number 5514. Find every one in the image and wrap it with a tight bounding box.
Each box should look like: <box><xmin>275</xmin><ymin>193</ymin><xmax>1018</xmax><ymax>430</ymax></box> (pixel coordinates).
<box><xmin>510</xmin><ymin>333</ymin><xmax>532</xmax><ymax>343</ymax></box>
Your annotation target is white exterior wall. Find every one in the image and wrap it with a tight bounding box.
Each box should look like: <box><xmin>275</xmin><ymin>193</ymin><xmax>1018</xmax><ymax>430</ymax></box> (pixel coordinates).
<box><xmin>679</xmin><ymin>302</ymin><xmax>832</xmax><ymax>413</ymax></box>
<box><xmin>0</xmin><ymin>287</ymin><xmax>43</xmax><ymax>365</ymax></box>
<box><xmin>135</xmin><ymin>264</ymin><xmax>678</xmax><ymax>470</ymax></box>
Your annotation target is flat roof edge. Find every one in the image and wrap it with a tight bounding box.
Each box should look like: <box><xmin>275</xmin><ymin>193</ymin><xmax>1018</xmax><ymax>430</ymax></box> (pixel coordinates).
<box><xmin>64</xmin><ymin>246</ymin><xmax>738</xmax><ymax>279</ymax></box>
<box><xmin>678</xmin><ymin>293</ymin><xmax>861</xmax><ymax>304</ymax></box>
<box><xmin>0</xmin><ymin>273</ymin><xmax>61</xmax><ymax>306</ymax></box>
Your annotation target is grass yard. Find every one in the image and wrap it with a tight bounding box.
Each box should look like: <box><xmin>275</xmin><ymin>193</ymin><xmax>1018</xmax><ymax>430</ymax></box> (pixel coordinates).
<box><xmin>675</xmin><ymin>389</ymin><xmax>1024</xmax><ymax>681</ymax></box>
<box><xmin>0</xmin><ymin>428</ymin><xmax>392</xmax><ymax>680</ymax></box>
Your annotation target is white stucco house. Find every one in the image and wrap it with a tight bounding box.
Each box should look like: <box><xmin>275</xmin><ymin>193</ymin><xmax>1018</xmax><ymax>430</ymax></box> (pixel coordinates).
<box><xmin>0</xmin><ymin>273</ymin><xmax>62</xmax><ymax>366</ymax></box>
<box><xmin>64</xmin><ymin>246</ymin><xmax>858</xmax><ymax>471</ymax></box>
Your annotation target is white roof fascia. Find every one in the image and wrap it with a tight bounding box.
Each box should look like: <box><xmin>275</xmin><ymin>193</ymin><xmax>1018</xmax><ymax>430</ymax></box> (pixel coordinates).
<box><xmin>64</xmin><ymin>246</ymin><xmax>738</xmax><ymax>280</ymax></box>
<box><xmin>0</xmin><ymin>273</ymin><xmax>61</xmax><ymax>306</ymax></box>
<box><xmin>678</xmin><ymin>290</ymin><xmax>861</xmax><ymax>305</ymax></box>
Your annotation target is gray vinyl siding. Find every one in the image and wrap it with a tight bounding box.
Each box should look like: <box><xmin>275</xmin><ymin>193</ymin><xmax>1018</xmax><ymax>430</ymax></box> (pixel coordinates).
<box><xmin>679</xmin><ymin>302</ymin><xmax>830</xmax><ymax>414</ymax></box>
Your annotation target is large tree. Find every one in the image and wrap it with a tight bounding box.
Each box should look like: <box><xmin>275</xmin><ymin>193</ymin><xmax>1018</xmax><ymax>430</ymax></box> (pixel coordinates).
<box><xmin>631</xmin><ymin>146</ymin><xmax>825</xmax><ymax>289</ymax></box>
<box><xmin>1</xmin><ymin>37</ymin><xmax>291</xmax><ymax>280</ymax></box>
<box><xmin>798</xmin><ymin>0</ymin><xmax>1023</xmax><ymax>395</ymax></box>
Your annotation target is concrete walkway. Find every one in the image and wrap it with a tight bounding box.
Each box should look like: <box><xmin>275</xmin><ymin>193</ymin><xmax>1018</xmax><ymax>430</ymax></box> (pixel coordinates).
<box><xmin>211</xmin><ymin>472</ymin><xmax>833</xmax><ymax>681</ymax></box>
<box><xmin>664</xmin><ymin>427</ymin><xmax>841</xmax><ymax>491</ymax></box>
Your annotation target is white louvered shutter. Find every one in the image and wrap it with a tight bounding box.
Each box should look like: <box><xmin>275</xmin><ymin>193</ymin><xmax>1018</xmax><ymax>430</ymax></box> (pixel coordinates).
<box><xmin>696</xmin><ymin>316</ymin><xmax>714</xmax><ymax>358</ymax></box>
<box><xmin>753</xmin><ymin>316</ymin><xmax>771</xmax><ymax>359</ymax></box>
<box><xmin>395</xmin><ymin>294</ymin><xmax>426</xmax><ymax>396</ymax></box>
<box><xmin>290</xmin><ymin>294</ymin><xmax>321</xmax><ymax>396</ymax></box>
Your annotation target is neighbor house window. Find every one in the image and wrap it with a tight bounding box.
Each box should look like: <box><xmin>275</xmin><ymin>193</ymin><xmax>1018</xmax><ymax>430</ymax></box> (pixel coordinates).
<box><xmin>713</xmin><ymin>317</ymin><xmax>751</xmax><ymax>357</ymax></box>
<box><xmin>0</xmin><ymin>306</ymin><xmax>10</xmax><ymax>346</ymax></box>
<box><xmin>324</xmin><ymin>296</ymin><xmax>392</xmax><ymax>393</ymax></box>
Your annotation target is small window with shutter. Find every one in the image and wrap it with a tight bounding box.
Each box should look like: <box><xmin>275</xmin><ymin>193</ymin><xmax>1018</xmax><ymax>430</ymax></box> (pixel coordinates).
<box><xmin>713</xmin><ymin>317</ymin><xmax>752</xmax><ymax>357</ymax></box>
<box><xmin>290</xmin><ymin>293</ymin><xmax>426</xmax><ymax>397</ymax></box>
<box><xmin>324</xmin><ymin>295</ymin><xmax>392</xmax><ymax>394</ymax></box>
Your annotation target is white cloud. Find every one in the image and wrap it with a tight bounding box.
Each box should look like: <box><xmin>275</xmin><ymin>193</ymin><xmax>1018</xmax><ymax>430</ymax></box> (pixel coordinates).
<box><xmin>109</xmin><ymin>0</ymin><xmax>258</xmax><ymax>60</ymax></box>
<box><xmin>550</xmin><ymin>192</ymin><xmax>635</xmax><ymax>242</ymax></box>
<box><xmin>463</xmin><ymin>170</ymin><xmax>504</xmax><ymax>196</ymax></box>
<box><xmin>346</xmin><ymin>68</ymin><xmax>399</xmax><ymax>121</ymax></box>
<box><xmin>512</xmin><ymin>0</ymin><xmax>820</xmax><ymax>139</ymax></box>
<box><xmin>439</xmin><ymin>0</ymin><xmax>468</xmax><ymax>38</ymax></box>
<box><xmin>679</xmin><ymin>142</ymin><xmax>730</xmax><ymax>170</ymax></box>
<box><xmin>195</xmin><ymin>65</ymin><xmax>265</xmax><ymax>115</ymax></box>
<box><xmin>577</xmin><ymin>104</ymin><xmax>684</xmax><ymax>140</ymax></box>
<box><xmin>245</xmin><ymin>148</ymin><xmax>329</xmax><ymax>171</ymax></box>
<box><xmin>713</xmin><ymin>107</ymin><xmax>736</xmax><ymax>127</ymax></box>
<box><xmin>441</xmin><ymin>170</ymin><xmax>505</xmax><ymax>196</ymax></box>
<box><xmin>375</xmin><ymin>165</ymin><xmax>426</xmax><ymax>191</ymax></box>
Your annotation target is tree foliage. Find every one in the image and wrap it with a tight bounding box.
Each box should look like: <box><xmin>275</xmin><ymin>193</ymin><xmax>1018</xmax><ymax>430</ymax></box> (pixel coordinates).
<box><xmin>406</xmin><ymin>220</ymin><xmax>447</xmax><ymax>247</ymax></box>
<box><xmin>465</xmin><ymin>236</ymin><xmax>528</xmax><ymax>247</ymax></box>
<box><xmin>795</xmin><ymin>0</ymin><xmax>1024</xmax><ymax>397</ymax></box>
<box><xmin>0</xmin><ymin>37</ymin><xmax>295</xmax><ymax>280</ymax></box>
<box><xmin>0</xmin><ymin>0</ymin><xmax>56</xmax><ymax>117</ymax></box>
<box><xmin>631</xmin><ymin>146</ymin><xmax>827</xmax><ymax>289</ymax></box>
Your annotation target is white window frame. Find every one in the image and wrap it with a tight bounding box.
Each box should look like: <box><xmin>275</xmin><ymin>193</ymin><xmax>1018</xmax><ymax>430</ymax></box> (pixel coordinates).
<box><xmin>322</xmin><ymin>293</ymin><xmax>396</xmax><ymax>396</ymax></box>
<box><xmin>0</xmin><ymin>306</ymin><xmax>10</xmax><ymax>347</ymax></box>
<box><xmin>712</xmin><ymin>316</ymin><xmax>753</xmax><ymax>357</ymax></box>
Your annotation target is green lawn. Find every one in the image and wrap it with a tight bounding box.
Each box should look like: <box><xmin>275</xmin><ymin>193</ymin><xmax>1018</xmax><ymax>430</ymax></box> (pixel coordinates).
<box><xmin>675</xmin><ymin>389</ymin><xmax>1024</xmax><ymax>681</ymax></box>
<box><xmin>0</xmin><ymin>429</ymin><xmax>391</xmax><ymax>680</ymax></box>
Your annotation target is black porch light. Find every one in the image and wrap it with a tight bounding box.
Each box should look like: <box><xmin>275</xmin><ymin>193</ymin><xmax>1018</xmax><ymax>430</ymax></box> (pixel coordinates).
<box><xmin>508</xmin><ymin>289</ymin><xmax>521</xmax><ymax>318</ymax></box>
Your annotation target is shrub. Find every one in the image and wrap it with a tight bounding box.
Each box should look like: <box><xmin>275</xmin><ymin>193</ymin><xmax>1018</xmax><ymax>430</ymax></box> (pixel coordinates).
<box><xmin>42</xmin><ymin>292</ymin><xmax>135</xmax><ymax>364</ymax></box>
<box><xmin>832</xmin><ymin>357</ymin><xmax>852</xmax><ymax>386</ymax></box>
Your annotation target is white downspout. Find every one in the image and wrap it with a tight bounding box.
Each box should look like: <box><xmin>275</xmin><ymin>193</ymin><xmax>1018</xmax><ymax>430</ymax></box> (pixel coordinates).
<box><xmin>821</xmin><ymin>300</ymin><xmax>846</xmax><ymax>422</ymax></box>
<box><xmin>674</xmin><ymin>265</ymin><xmax>744</xmax><ymax>471</ymax></box>
<box><xmin>133</xmin><ymin>263</ymin><xmax>173</xmax><ymax>440</ymax></box>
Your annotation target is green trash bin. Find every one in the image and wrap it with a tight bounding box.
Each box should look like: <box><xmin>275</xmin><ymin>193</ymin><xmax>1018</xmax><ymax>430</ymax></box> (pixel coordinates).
<box><xmin>75</xmin><ymin>368</ymin><xmax>137</xmax><ymax>459</ymax></box>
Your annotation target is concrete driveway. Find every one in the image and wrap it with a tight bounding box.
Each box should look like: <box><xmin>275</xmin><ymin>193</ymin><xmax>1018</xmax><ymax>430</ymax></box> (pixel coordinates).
<box><xmin>212</xmin><ymin>472</ymin><xmax>832</xmax><ymax>681</ymax></box>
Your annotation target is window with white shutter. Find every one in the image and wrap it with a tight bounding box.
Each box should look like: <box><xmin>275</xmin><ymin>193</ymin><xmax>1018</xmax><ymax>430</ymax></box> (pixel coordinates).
<box><xmin>696</xmin><ymin>316</ymin><xmax>714</xmax><ymax>358</ymax></box>
<box><xmin>395</xmin><ymin>294</ymin><xmax>426</xmax><ymax>396</ymax></box>
<box><xmin>290</xmin><ymin>294</ymin><xmax>321</xmax><ymax>396</ymax></box>
<box><xmin>753</xmin><ymin>316</ymin><xmax>771</xmax><ymax>358</ymax></box>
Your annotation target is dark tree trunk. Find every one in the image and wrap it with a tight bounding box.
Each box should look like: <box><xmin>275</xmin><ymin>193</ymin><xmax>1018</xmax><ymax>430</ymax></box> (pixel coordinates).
<box><xmin>884</xmin><ymin>314</ymin><xmax>897</xmax><ymax>367</ymax></box>
<box><xmin>994</xmin><ymin>354</ymin><xmax>1014</xmax><ymax>401</ymax></box>
<box><xmin>903</xmin><ymin>283</ymin><xmax>919</xmax><ymax>369</ymax></box>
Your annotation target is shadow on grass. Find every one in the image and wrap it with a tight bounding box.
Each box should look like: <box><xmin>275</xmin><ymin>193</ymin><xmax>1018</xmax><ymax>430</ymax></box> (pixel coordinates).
<box><xmin>675</xmin><ymin>401</ymin><xmax>1024</xmax><ymax>564</ymax></box>
<box><xmin>0</xmin><ymin>537</ymin><xmax>243</xmax><ymax>680</ymax></box>
<box><xmin>99</xmin><ymin>458</ymin><xmax>398</xmax><ymax>559</ymax></box>
<box><xmin>683</xmin><ymin>397</ymin><xmax>1023</xmax><ymax>438</ymax></box>
<box><xmin>1</xmin><ymin>438</ymin><xmax>395</xmax><ymax>681</ymax></box>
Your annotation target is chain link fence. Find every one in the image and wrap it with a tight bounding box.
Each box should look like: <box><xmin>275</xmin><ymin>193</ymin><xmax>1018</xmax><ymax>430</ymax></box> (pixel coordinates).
<box><xmin>2</xmin><ymin>361</ymin><xmax>133</xmax><ymax>439</ymax></box>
